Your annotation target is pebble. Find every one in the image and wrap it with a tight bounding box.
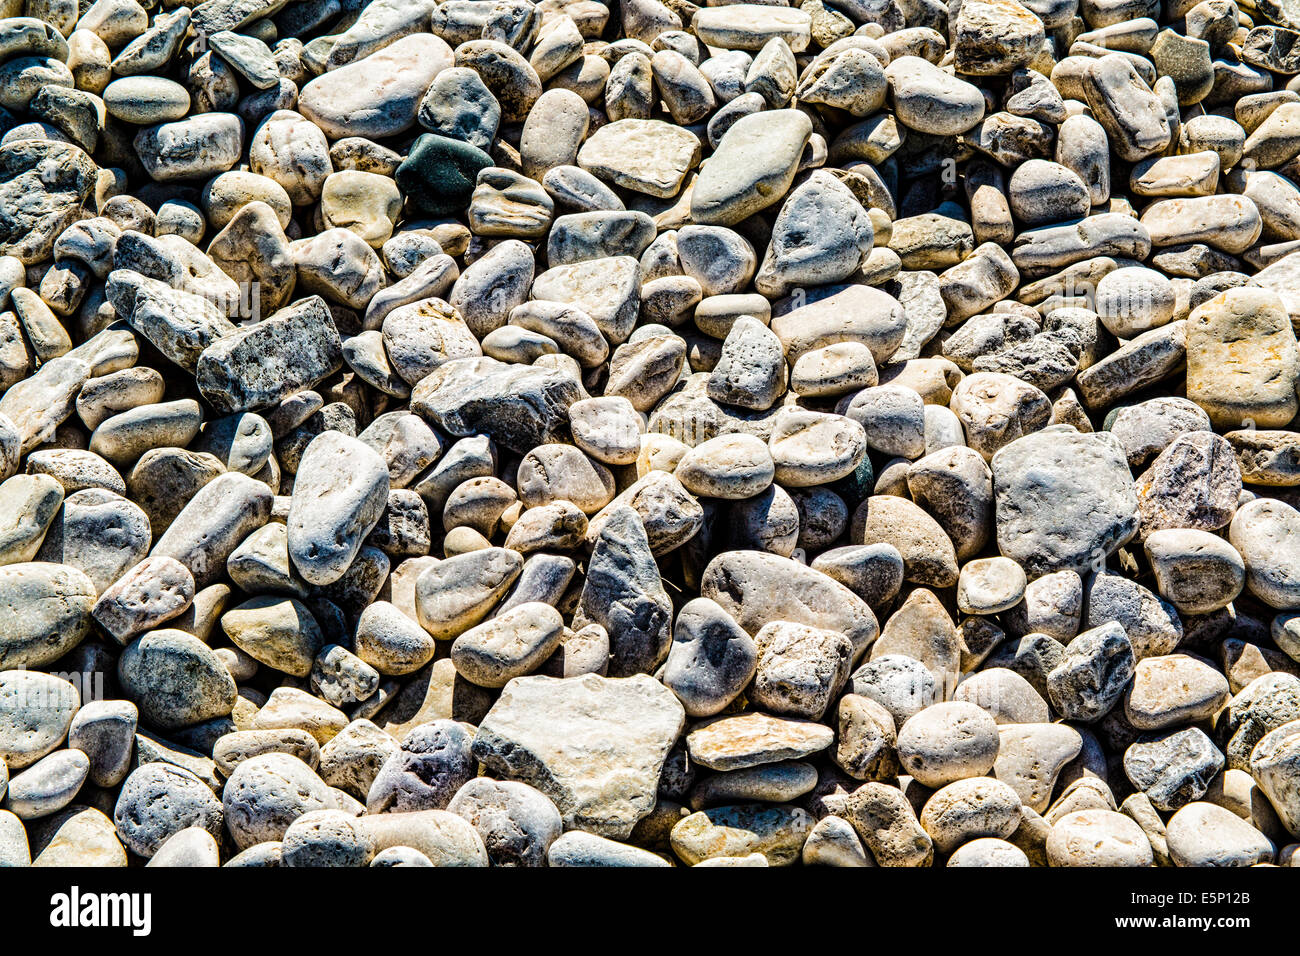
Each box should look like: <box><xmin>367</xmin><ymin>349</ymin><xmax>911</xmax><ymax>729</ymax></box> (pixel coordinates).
<box><xmin>835</xmin><ymin>781</ymin><xmax>933</xmax><ymax>867</ymax></box>
<box><xmin>1124</xmin><ymin>727</ymin><xmax>1225</xmax><ymax>810</ymax></box>
<box><xmin>287</xmin><ymin>431</ymin><xmax>389</xmax><ymax>586</ymax></box>
<box><xmin>687</xmin><ymin>712</ymin><xmax>834</xmax><ymax>772</ymax></box>
<box><xmin>3</xmin><ymin>749</ymin><xmax>88</xmax><ymax>820</ymax></box>
<box><xmin>366</xmin><ymin>720</ymin><xmax>475</xmax><ymax>814</ymax></box>
<box><xmin>298</xmin><ymin>35</ymin><xmax>453</xmax><ymax>139</ymax></box>
<box><xmin>113</xmin><ymin>762</ymin><xmax>223</xmax><ymax>858</ymax></box>
<box><xmin>670</xmin><ymin>804</ymin><xmax>814</xmax><ymax>866</ymax></box>
<box><xmin>223</xmin><ymin>752</ymin><xmax>333</xmax><ymax>849</ymax></box>
<box><xmin>1125</xmin><ymin>654</ymin><xmax>1231</xmax><ymax>730</ymax></box>
<box><xmin>1047</xmin><ymin>809</ymin><xmax>1155</xmax><ymax>866</ymax></box>
<box><xmin>957</xmin><ymin>557</ymin><xmax>1027</xmax><ymax>615</ymax></box>
<box><xmin>1229</xmin><ymin>499</ymin><xmax>1300</xmax><ymax>609</ymax></box>
<box><xmin>146</xmin><ymin>826</ymin><xmax>220</xmax><ymax>867</ymax></box>
<box><xmin>30</xmin><ymin>803</ymin><xmax>127</xmax><ymax>867</ymax></box>
<box><xmin>1165</xmin><ymin>801</ymin><xmax>1275</xmax><ymax>866</ymax></box>
<box><xmin>1250</xmin><ymin>721</ymin><xmax>1300</xmax><ymax>838</ymax></box>
<box><xmin>691</xmin><ymin>109</ymin><xmax>811</xmax><ymax>226</ymax></box>
<box><xmin>1186</xmin><ymin>287</ymin><xmax>1300</xmax><ymax>429</ymax></box>
<box><xmin>921</xmin><ymin>777</ymin><xmax>1024</xmax><ymax>854</ymax></box>
<box><xmin>896</xmin><ymin>701</ymin><xmax>1000</xmax><ymax>788</ymax></box>
<box><xmin>447</xmin><ymin>777</ymin><xmax>563</xmax><ymax>868</ymax></box>
<box><xmin>118</xmin><ymin>628</ymin><xmax>236</xmax><ymax>730</ymax></box>
<box><xmin>993</xmin><ymin>723</ymin><xmax>1083</xmax><ymax>812</ymax></box>
<box><xmin>662</xmin><ymin>598</ymin><xmax>757</xmax><ymax>718</ymax></box>
<box><xmin>547</xmin><ymin>830</ymin><xmax>670</xmax><ymax>867</ymax></box>
<box><xmin>803</xmin><ymin>814</ymin><xmax>873</xmax><ymax>867</ymax></box>
<box><xmin>67</xmin><ymin>699</ymin><xmax>135</xmax><ymax>788</ymax></box>
<box><xmin>992</xmin><ymin>426</ymin><xmax>1139</xmax><ymax>578</ymax></box>
<box><xmin>1046</xmin><ymin>621</ymin><xmax>1136</xmax><ymax>721</ymax></box>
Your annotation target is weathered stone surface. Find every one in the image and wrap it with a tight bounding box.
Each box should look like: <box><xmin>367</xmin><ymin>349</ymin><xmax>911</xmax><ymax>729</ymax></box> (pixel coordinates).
<box><xmin>686</xmin><ymin>712</ymin><xmax>834</xmax><ymax>772</ymax></box>
<box><xmin>700</xmin><ymin>550</ymin><xmax>879</xmax><ymax>659</ymax></box>
<box><xmin>472</xmin><ymin>674</ymin><xmax>685</xmax><ymax>838</ymax></box>
<box><xmin>579</xmin><ymin>505</ymin><xmax>673</xmax><ymax>677</ymax></box>
<box><xmin>993</xmin><ymin>426</ymin><xmax>1139</xmax><ymax>578</ymax></box>
<box><xmin>0</xmin><ymin>141</ymin><xmax>97</xmax><ymax>264</ymax></box>
<box><xmin>197</xmin><ymin>296</ymin><xmax>343</xmax><ymax>414</ymax></box>
<box><xmin>412</xmin><ymin>356</ymin><xmax>580</xmax><ymax>455</ymax></box>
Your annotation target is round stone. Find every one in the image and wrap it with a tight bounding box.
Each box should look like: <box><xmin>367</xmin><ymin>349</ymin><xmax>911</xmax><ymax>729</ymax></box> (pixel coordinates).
<box><xmin>896</xmin><ymin>702</ymin><xmax>1000</xmax><ymax>789</ymax></box>
<box><xmin>957</xmin><ymin>556</ymin><xmax>1027</xmax><ymax>615</ymax></box>
<box><xmin>1047</xmin><ymin>809</ymin><xmax>1155</xmax><ymax>867</ymax></box>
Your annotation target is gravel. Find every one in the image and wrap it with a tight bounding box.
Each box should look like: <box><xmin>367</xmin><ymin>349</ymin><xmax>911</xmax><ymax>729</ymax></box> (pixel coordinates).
<box><xmin>0</xmin><ymin>0</ymin><xmax>1296</xmax><ymax>870</ymax></box>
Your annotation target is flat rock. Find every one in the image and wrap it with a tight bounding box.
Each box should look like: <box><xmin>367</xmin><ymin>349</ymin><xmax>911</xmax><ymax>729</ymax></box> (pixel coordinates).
<box><xmin>471</xmin><ymin>673</ymin><xmax>684</xmax><ymax>839</ymax></box>
<box><xmin>992</xmin><ymin>426</ymin><xmax>1139</xmax><ymax>578</ymax></box>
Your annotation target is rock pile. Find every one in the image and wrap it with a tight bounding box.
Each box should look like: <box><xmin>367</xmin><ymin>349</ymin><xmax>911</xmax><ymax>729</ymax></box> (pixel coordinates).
<box><xmin>0</xmin><ymin>0</ymin><xmax>1298</xmax><ymax>867</ymax></box>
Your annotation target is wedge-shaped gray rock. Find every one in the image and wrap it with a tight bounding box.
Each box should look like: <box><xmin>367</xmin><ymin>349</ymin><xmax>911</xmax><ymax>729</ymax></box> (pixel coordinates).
<box><xmin>196</xmin><ymin>295</ymin><xmax>342</xmax><ymax>413</ymax></box>
<box><xmin>579</xmin><ymin>505</ymin><xmax>673</xmax><ymax>677</ymax></box>
<box><xmin>414</xmin><ymin>548</ymin><xmax>522</xmax><ymax>640</ymax></box>
<box><xmin>411</xmin><ymin>356</ymin><xmax>580</xmax><ymax>455</ymax></box>
<box><xmin>1123</xmin><ymin>727</ymin><xmax>1224</xmax><ymax>811</ymax></box>
<box><xmin>993</xmin><ymin>425</ymin><xmax>1139</xmax><ymax>577</ymax></box>
<box><xmin>106</xmin><ymin>270</ymin><xmax>237</xmax><ymax>371</ymax></box>
<box><xmin>151</xmin><ymin>472</ymin><xmax>274</xmax><ymax>587</ymax></box>
<box><xmin>1046</xmin><ymin>621</ymin><xmax>1135</xmax><ymax>721</ymax></box>
<box><xmin>472</xmin><ymin>673</ymin><xmax>685</xmax><ymax>839</ymax></box>
<box><xmin>287</xmin><ymin>431</ymin><xmax>390</xmax><ymax>586</ymax></box>
<box><xmin>756</xmin><ymin>170</ymin><xmax>873</xmax><ymax>297</ymax></box>
<box><xmin>1081</xmin><ymin>54</ymin><xmax>1171</xmax><ymax>163</ymax></box>
<box><xmin>690</xmin><ymin>109</ymin><xmax>812</xmax><ymax>225</ymax></box>
<box><xmin>1083</xmin><ymin>570</ymin><xmax>1182</xmax><ymax>660</ymax></box>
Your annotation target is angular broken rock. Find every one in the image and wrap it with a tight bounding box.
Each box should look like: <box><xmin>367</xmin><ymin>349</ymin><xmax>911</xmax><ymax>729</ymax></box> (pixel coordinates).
<box><xmin>411</xmin><ymin>356</ymin><xmax>581</xmax><ymax>455</ymax></box>
<box><xmin>196</xmin><ymin>296</ymin><xmax>343</xmax><ymax>413</ymax></box>
<box><xmin>578</xmin><ymin>505</ymin><xmax>673</xmax><ymax>678</ymax></box>
<box><xmin>471</xmin><ymin>674</ymin><xmax>684</xmax><ymax>839</ymax></box>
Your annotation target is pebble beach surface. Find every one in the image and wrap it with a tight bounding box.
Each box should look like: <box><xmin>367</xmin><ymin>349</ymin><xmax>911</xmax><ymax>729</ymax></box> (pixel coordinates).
<box><xmin>0</xmin><ymin>0</ymin><xmax>1297</xmax><ymax>869</ymax></box>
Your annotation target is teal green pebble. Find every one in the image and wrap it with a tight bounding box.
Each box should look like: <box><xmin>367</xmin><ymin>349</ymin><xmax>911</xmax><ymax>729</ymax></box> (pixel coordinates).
<box><xmin>830</xmin><ymin>452</ymin><xmax>875</xmax><ymax>509</ymax></box>
<box><xmin>395</xmin><ymin>133</ymin><xmax>494</xmax><ymax>216</ymax></box>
